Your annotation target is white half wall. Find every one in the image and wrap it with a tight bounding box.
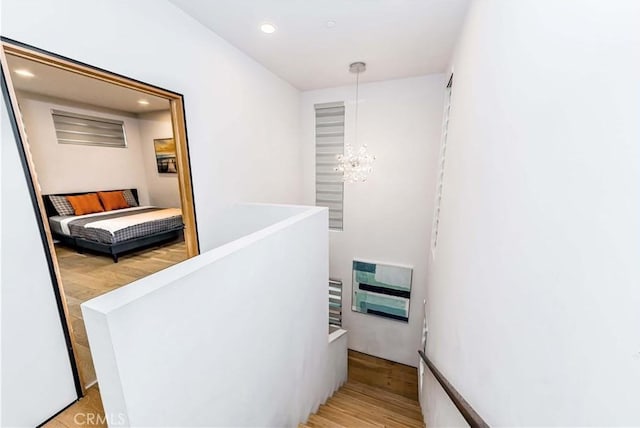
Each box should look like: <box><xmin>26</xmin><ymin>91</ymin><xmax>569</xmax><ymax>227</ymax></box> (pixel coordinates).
<box><xmin>1</xmin><ymin>94</ymin><xmax>77</xmax><ymax>426</ymax></box>
<box><xmin>82</xmin><ymin>204</ymin><xmax>336</xmax><ymax>427</ymax></box>
<box><xmin>326</xmin><ymin>329</ymin><xmax>349</xmax><ymax>398</ymax></box>
<box><xmin>16</xmin><ymin>93</ymin><xmax>152</xmax><ymax>204</ymax></box>
<box><xmin>301</xmin><ymin>75</ymin><xmax>445</xmax><ymax>366</ymax></box>
<box><xmin>137</xmin><ymin>110</ymin><xmax>181</xmax><ymax>207</ymax></box>
<box><xmin>424</xmin><ymin>1</ymin><xmax>640</xmax><ymax>426</ymax></box>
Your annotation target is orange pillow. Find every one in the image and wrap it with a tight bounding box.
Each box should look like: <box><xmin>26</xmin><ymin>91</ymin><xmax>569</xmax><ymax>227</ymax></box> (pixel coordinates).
<box><xmin>97</xmin><ymin>191</ymin><xmax>129</xmax><ymax>211</ymax></box>
<box><xmin>66</xmin><ymin>193</ymin><xmax>105</xmax><ymax>216</ymax></box>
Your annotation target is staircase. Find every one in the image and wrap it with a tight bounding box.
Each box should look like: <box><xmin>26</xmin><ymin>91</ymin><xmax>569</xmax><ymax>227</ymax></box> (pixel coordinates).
<box><xmin>299</xmin><ymin>380</ymin><xmax>425</xmax><ymax>428</ymax></box>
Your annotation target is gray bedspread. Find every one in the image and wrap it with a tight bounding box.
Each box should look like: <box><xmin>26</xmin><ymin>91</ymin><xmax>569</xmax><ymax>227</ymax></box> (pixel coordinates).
<box><xmin>51</xmin><ymin>208</ymin><xmax>183</xmax><ymax>244</ymax></box>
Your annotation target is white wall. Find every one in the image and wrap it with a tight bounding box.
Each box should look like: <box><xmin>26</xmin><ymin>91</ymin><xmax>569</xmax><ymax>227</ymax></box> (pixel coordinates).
<box><xmin>16</xmin><ymin>92</ymin><xmax>152</xmax><ymax>204</ymax></box>
<box><xmin>82</xmin><ymin>204</ymin><xmax>337</xmax><ymax>427</ymax></box>
<box><xmin>1</xmin><ymin>94</ymin><xmax>77</xmax><ymax>426</ymax></box>
<box><xmin>208</xmin><ymin>203</ymin><xmax>320</xmax><ymax>249</ymax></box>
<box><xmin>424</xmin><ymin>1</ymin><xmax>640</xmax><ymax>426</ymax></box>
<box><xmin>419</xmin><ymin>361</ymin><xmax>468</xmax><ymax>428</ymax></box>
<box><xmin>301</xmin><ymin>75</ymin><xmax>445</xmax><ymax>366</ymax></box>
<box><xmin>1</xmin><ymin>0</ymin><xmax>303</xmax><ymax>424</ymax></box>
<box><xmin>137</xmin><ymin>110</ymin><xmax>181</xmax><ymax>207</ymax></box>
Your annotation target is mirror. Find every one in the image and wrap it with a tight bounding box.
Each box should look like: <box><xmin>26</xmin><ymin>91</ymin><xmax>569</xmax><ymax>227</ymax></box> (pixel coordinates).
<box><xmin>1</xmin><ymin>40</ymin><xmax>199</xmax><ymax>394</ymax></box>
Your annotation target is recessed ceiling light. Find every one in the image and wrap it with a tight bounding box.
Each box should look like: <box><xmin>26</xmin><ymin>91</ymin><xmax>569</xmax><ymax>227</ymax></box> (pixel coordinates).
<box><xmin>260</xmin><ymin>22</ymin><xmax>277</xmax><ymax>34</ymax></box>
<box><xmin>14</xmin><ymin>69</ymin><xmax>35</xmax><ymax>78</ymax></box>
<box><xmin>326</xmin><ymin>20</ymin><xmax>336</xmax><ymax>28</ymax></box>
<box><xmin>138</xmin><ymin>99</ymin><xmax>150</xmax><ymax>106</ymax></box>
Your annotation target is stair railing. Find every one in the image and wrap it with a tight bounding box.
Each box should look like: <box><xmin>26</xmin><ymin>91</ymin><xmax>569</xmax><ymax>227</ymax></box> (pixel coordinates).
<box><xmin>418</xmin><ymin>350</ymin><xmax>489</xmax><ymax>428</ymax></box>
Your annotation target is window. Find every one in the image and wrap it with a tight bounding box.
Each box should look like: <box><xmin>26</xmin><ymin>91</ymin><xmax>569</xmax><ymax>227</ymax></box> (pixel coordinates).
<box><xmin>51</xmin><ymin>109</ymin><xmax>127</xmax><ymax>148</ymax></box>
<box><xmin>431</xmin><ymin>74</ymin><xmax>453</xmax><ymax>256</ymax></box>
<box><xmin>314</xmin><ymin>102</ymin><xmax>345</xmax><ymax>230</ymax></box>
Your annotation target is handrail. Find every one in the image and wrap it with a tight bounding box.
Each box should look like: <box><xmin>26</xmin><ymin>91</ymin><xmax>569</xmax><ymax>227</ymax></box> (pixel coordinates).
<box><xmin>418</xmin><ymin>350</ymin><xmax>489</xmax><ymax>428</ymax></box>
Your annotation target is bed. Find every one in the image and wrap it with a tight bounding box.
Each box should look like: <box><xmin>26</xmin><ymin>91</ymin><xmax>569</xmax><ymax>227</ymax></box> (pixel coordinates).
<box><xmin>44</xmin><ymin>189</ymin><xmax>184</xmax><ymax>262</ymax></box>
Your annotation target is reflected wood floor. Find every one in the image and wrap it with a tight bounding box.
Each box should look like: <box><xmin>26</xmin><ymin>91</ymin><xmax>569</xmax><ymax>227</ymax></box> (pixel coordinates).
<box><xmin>56</xmin><ymin>240</ymin><xmax>188</xmax><ymax>389</ymax></box>
<box><xmin>44</xmin><ymin>385</ymin><xmax>106</xmax><ymax>428</ymax></box>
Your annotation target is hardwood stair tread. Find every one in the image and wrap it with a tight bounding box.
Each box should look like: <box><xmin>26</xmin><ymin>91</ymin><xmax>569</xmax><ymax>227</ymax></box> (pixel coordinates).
<box><xmin>323</xmin><ymin>401</ymin><xmax>391</xmax><ymax>428</ymax></box>
<box><xmin>306</xmin><ymin>414</ymin><xmax>346</xmax><ymax>428</ymax></box>
<box><xmin>343</xmin><ymin>381</ymin><xmax>422</xmax><ymax>411</ymax></box>
<box><xmin>325</xmin><ymin>394</ymin><xmax>424</xmax><ymax>428</ymax></box>
<box><xmin>330</xmin><ymin>391</ymin><xmax>424</xmax><ymax>426</ymax></box>
<box><xmin>334</xmin><ymin>390</ymin><xmax>421</xmax><ymax>417</ymax></box>
<box><xmin>336</xmin><ymin>386</ymin><xmax>421</xmax><ymax>409</ymax></box>
<box><xmin>336</xmin><ymin>387</ymin><xmax>423</xmax><ymax>418</ymax></box>
<box><xmin>317</xmin><ymin>403</ymin><xmax>383</xmax><ymax>427</ymax></box>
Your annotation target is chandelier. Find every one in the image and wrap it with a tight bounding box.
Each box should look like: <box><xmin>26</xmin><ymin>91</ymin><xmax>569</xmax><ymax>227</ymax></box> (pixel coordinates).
<box><xmin>336</xmin><ymin>62</ymin><xmax>375</xmax><ymax>183</ymax></box>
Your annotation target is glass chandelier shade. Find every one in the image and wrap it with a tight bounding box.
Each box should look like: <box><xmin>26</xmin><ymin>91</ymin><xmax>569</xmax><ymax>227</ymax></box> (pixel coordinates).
<box><xmin>336</xmin><ymin>62</ymin><xmax>375</xmax><ymax>183</ymax></box>
<box><xmin>336</xmin><ymin>144</ymin><xmax>375</xmax><ymax>183</ymax></box>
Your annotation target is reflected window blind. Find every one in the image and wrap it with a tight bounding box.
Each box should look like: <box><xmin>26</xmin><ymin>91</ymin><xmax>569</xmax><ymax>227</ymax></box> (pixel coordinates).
<box><xmin>431</xmin><ymin>74</ymin><xmax>453</xmax><ymax>256</ymax></box>
<box><xmin>52</xmin><ymin>110</ymin><xmax>127</xmax><ymax>148</ymax></box>
<box><xmin>329</xmin><ymin>279</ymin><xmax>342</xmax><ymax>328</ymax></box>
<box><xmin>315</xmin><ymin>102</ymin><xmax>345</xmax><ymax>230</ymax></box>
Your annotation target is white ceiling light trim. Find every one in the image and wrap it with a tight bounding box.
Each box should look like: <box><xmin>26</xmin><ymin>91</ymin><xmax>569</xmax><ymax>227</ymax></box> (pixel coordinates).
<box><xmin>14</xmin><ymin>69</ymin><xmax>35</xmax><ymax>78</ymax></box>
<box><xmin>260</xmin><ymin>22</ymin><xmax>277</xmax><ymax>34</ymax></box>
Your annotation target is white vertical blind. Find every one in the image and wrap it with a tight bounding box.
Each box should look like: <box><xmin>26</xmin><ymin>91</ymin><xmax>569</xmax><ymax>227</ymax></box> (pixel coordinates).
<box><xmin>315</xmin><ymin>102</ymin><xmax>345</xmax><ymax>230</ymax></box>
<box><xmin>431</xmin><ymin>75</ymin><xmax>453</xmax><ymax>256</ymax></box>
<box><xmin>51</xmin><ymin>109</ymin><xmax>127</xmax><ymax>148</ymax></box>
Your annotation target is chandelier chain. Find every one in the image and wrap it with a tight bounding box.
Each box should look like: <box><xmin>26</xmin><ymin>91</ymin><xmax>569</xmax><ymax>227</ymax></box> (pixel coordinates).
<box><xmin>355</xmin><ymin>68</ymin><xmax>359</xmax><ymax>147</ymax></box>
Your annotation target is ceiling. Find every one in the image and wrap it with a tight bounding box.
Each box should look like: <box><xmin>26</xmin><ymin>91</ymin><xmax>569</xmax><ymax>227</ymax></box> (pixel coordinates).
<box><xmin>169</xmin><ymin>0</ymin><xmax>470</xmax><ymax>90</ymax></box>
<box><xmin>6</xmin><ymin>55</ymin><xmax>169</xmax><ymax>114</ymax></box>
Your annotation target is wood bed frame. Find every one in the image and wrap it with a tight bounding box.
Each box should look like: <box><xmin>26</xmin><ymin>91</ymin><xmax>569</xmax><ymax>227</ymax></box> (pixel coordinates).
<box><xmin>44</xmin><ymin>188</ymin><xmax>184</xmax><ymax>263</ymax></box>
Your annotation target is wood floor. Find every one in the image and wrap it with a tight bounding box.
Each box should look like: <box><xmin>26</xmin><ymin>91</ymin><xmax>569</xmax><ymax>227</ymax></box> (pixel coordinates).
<box><xmin>44</xmin><ymin>348</ymin><xmax>422</xmax><ymax>427</ymax></box>
<box><xmin>43</xmin><ymin>385</ymin><xmax>106</xmax><ymax>428</ymax></box>
<box><xmin>56</xmin><ymin>240</ymin><xmax>188</xmax><ymax>388</ymax></box>
<box><xmin>347</xmin><ymin>349</ymin><xmax>419</xmax><ymax>401</ymax></box>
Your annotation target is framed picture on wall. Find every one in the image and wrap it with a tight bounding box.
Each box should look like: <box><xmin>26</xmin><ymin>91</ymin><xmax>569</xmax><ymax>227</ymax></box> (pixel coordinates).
<box><xmin>352</xmin><ymin>260</ymin><xmax>413</xmax><ymax>322</ymax></box>
<box><xmin>154</xmin><ymin>138</ymin><xmax>177</xmax><ymax>173</ymax></box>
